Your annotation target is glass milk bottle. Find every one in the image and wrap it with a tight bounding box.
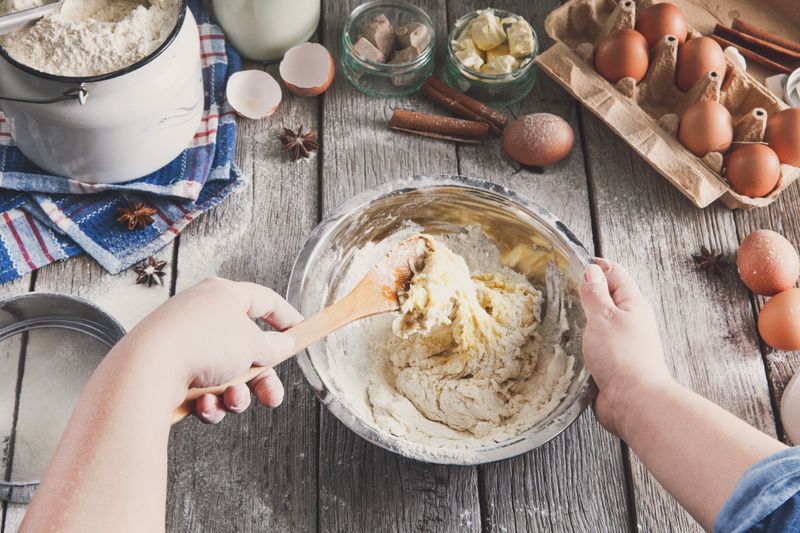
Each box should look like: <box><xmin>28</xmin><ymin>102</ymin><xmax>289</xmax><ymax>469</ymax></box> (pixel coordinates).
<box><xmin>212</xmin><ymin>0</ymin><xmax>321</xmax><ymax>61</ymax></box>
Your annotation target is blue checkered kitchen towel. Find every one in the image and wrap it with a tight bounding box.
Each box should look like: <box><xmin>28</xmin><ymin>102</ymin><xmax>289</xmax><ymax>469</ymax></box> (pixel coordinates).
<box><xmin>0</xmin><ymin>0</ymin><xmax>244</xmax><ymax>284</ymax></box>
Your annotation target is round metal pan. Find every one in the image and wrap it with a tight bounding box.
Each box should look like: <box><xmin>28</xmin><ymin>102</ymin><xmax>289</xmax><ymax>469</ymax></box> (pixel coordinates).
<box><xmin>0</xmin><ymin>292</ymin><xmax>125</xmax><ymax>504</ymax></box>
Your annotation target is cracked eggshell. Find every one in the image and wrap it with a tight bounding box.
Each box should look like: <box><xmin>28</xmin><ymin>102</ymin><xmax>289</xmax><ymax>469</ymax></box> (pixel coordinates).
<box><xmin>723</xmin><ymin>46</ymin><xmax>747</xmax><ymax>72</ymax></box>
<box><xmin>280</xmin><ymin>42</ymin><xmax>335</xmax><ymax>97</ymax></box>
<box><xmin>226</xmin><ymin>70</ymin><xmax>282</xmax><ymax>120</ymax></box>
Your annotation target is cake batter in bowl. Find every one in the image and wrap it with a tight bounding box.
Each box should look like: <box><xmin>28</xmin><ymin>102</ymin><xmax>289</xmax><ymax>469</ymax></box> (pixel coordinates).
<box><xmin>287</xmin><ymin>175</ymin><xmax>595</xmax><ymax>464</ymax></box>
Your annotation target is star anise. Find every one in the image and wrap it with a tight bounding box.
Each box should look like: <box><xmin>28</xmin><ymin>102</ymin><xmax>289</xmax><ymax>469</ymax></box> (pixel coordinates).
<box><xmin>692</xmin><ymin>245</ymin><xmax>727</xmax><ymax>276</ymax></box>
<box><xmin>117</xmin><ymin>201</ymin><xmax>157</xmax><ymax>231</ymax></box>
<box><xmin>279</xmin><ymin>126</ymin><xmax>319</xmax><ymax>161</ymax></box>
<box><xmin>133</xmin><ymin>256</ymin><xmax>167</xmax><ymax>287</ymax></box>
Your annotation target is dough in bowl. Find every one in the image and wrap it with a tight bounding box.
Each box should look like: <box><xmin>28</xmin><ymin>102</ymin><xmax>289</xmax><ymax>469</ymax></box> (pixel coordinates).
<box><xmin>327</xmin><ymin>227</ymin><xmax>575</xmax><ymax>453</ymax></box>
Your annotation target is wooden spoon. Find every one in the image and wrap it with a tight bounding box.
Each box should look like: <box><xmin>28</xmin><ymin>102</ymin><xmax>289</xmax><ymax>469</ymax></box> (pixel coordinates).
<box><xmin>171</xmin><ymin>235</ymin><xmax>429</xmax><ymax>424</ymax></box>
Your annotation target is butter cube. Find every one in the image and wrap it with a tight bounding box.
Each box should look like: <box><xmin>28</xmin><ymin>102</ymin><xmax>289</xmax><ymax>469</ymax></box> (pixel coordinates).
<box><xmin>507</xmin><ymin>18</ymin><xmax>535</xmax><ymax>57</ymax></box>
<box><xmin>453</xmin><ymin>36</ymin><xmax>485</xmax><ymax>70</ymax></box>
<box><xmin>453</xmin><ymin>36</ymin><xmax>480</xmax><ymax>54</ymax></box>
<box><xmin>468</xmin><ymin>10</ymin><xmax>506</xmax><ymax>51</ymax></box>
<box><xmin>456</xmin><ymin>48</ymin><xmax>485</xmax><ymax>71</ymax></box>
<box><xmin>485</xmin><ymin>43</ymin><xmax>510</xmax><ymax>64</ymax></box>
<box><xmin>481</xmin><ymin>55</ymin><xmax>519</xmax><ymax>75</ymax></box>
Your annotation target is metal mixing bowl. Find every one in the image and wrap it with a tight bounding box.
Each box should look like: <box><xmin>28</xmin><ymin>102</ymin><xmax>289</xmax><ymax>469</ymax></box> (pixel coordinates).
<box><xmin>286</xmin><ymin>175</ymin><xmax>595</xmax><ymax>464</ymax></box>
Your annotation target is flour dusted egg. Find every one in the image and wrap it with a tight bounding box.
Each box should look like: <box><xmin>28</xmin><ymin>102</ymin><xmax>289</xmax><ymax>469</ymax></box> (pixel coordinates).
<box><xmin>737</xmin><ymin>230</ymin><xmax>800</xmax><ymax>296</ymax></box>
<box><xmin>226</xmin><ymin>70</ymin><xmax>282</xmax><ymax>120</ymax></box>
<box><xmin>503</xmin><ymin>113</ymin><xmax>574</xmax><ymax>166</ymax></box>
<box><xmin>279</xmin><ymin>43</ymin><xmax>335</xmax><ymax>97</ymax></box>
<box><xmin>594</xmin><ymin>29</ymin><xmax>649</xmax><ymax>84</ymax></box>
<box><xmin>759</xmin><ymin>288</ymin><xmax>800</xmax><ymax>351</ymax></box>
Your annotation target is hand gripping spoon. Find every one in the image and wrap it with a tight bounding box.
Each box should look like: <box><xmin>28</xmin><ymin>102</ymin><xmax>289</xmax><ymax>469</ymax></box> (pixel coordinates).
<box><xmin>171</xmin><ymin>236</ymin><xmax>429</xmax><ymax>424</ymax></box>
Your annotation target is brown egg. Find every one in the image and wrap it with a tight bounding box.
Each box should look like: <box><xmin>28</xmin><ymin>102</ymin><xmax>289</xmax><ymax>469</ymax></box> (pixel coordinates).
<box><xmin>503</xmin><ymin>113</ymin><xmax>574</xmax><ymax>166</ymax></box>
<box><xmin>724</xmin><ymin>144</ymin><xmax>781</xmax><ymax>198</ymax></box>
<box><xmin>635</xmin><ymin>2</ymin><xmax>688</xmax><ymax>48</ymax></box>
<box><xmin>759</xmin><ymin>288</ymin><xmax>800</xmax><ymax>351</ymax></box>
<box><xmin>765</xmin><ymin>108</ymin><xmax>800</xmax><ymax>166</ymax></box>
<box><xmin>678</xmin><ymin>100</ymin><xmax>733</xmax><ymax>157</ymax></box>
<box><xmin>676</xmin><ymin>36</ymin><xmax>726</xmax><ymax>92</ymax></box>
<box><xmin>594</xmin><ymin>29</ymin><xmax>649</xmax><ymax>84</ymax></box>
<box><xmin>737</xmin><ymin>230</ymin><xmax>800</xmax><ymax>296</ymax></box>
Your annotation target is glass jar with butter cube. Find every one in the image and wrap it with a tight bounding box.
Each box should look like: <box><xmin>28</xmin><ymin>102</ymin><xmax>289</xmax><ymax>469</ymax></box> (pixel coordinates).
<box><xmin>444</xmin><ymin>8</ymin><xmax>538</xmax><ymax>104</ymax></box>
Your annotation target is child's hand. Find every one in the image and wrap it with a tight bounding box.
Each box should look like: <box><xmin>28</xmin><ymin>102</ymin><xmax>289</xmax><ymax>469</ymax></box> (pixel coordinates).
<box><xmin>579</xmin><ymin>258</ymin><xmax>672</xmax><ymax>435</ymax></box>
<box><xmin>117</xmin><ymin>277</ymin><xmax>303</xmax><ymax>424</ymax></box>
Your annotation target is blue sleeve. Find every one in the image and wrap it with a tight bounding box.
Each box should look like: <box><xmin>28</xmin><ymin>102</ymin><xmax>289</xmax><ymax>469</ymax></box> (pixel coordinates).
<box><xmin>714</xmin><ymin>447</ymin><xmax>800</xmax><ymax>532</ymax></box>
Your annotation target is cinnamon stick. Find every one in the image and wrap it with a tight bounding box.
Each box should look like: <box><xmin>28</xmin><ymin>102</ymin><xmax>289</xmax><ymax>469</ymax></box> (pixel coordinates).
<box><xmin>713</xmin><ymin>24</ymin><xmax>800</xmax><ymax>62</ymax></box>
<box><xmin>420</xmin><ymin>82</ymin><xmax>501</xmax><ymax>135</ymax></box>
<box><xmin>422</xmin><ymin>77</ymin><xmax>508</xmax><ymax>133</ymax></box>
<box><xmin>388</xmin><ymin>109</ymin><xmax>489</xmax><ymax>144</ymax></box>
<box><xmin>709</xmin><ymin>34</ymin><xmax>793</xmax><ymax>74</ymax></box>
<box><xmin>732</xmin><ymin>18</ymin><xmax>800</xmax><ymax>55</ymax></box>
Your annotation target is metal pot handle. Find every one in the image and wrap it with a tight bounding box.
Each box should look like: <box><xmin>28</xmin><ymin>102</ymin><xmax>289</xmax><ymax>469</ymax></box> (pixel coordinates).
<box><xmin>0</xmin><ymin>83</ymin><xmax>87</xmax><ymax>106</ymax></box>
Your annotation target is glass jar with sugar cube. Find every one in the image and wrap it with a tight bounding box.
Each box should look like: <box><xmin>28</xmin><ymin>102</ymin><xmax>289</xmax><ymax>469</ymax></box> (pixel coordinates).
<box><xmin>341</xmin><ymin>0</ymin><xmax>436</xmax><ymax>97</ymax></box>
<box><xmin>444</xmin><ymin>8</ymin><xmax>539</xmax><ymax>104</ymax></box>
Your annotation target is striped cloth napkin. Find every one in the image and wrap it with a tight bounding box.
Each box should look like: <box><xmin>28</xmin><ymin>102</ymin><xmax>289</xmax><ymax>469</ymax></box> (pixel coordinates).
<box><xmin>0</xmin><ymin>0</ymin><xmax>244</xmax><ymax>284</ymax></box>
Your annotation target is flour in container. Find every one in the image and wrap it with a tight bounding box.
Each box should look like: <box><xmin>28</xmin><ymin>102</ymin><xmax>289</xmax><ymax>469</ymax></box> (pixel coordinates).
<box><xmin>0</xmin><ymin>0</ymin><xmax>181</xmax><ymax>77</ymax></box>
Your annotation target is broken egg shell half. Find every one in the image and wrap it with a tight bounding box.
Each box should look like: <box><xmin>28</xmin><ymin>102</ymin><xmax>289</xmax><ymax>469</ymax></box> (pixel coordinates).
<box><xmin>280</xmin><ymin>42</ymin><xmax>335</xmax><ymax>97</ymax></box>
<box><xmin>226</xmin><ymin>70</ymin><xmax>282</xmax><ymax>120</ymax></box>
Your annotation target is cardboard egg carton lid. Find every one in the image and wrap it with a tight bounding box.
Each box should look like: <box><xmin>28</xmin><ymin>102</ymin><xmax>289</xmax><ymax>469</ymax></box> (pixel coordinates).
<box><xmin>536</xmin><ymin>0</ymin><xmax>800</xmax><ymax>209</ymax></box>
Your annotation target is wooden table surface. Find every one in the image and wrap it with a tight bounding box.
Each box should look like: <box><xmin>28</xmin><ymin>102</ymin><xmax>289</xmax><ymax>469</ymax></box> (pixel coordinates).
<box><xmin>2</xmin><ymin>0</ymin><xmax>797</xmax><ymax>531</ymax></box>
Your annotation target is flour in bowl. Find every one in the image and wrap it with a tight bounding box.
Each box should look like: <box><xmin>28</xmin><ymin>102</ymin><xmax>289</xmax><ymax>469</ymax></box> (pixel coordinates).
<box><xmin>0</xmin><ymin>0</ymin><xmax>181</xmax><ymax>77</ymax></box>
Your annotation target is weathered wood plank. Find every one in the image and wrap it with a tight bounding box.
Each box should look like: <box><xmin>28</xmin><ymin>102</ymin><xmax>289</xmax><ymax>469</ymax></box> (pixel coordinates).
<box><xmin>319</xmin><ymin>1</ymin><xmax>482</xmax><ymax>531</ymax></box>
<box><xmin>166</xmin><ymin>62</ymin><xmax>319</xmax><ymax>533</ymax></box>
<box><xmin>447</xmin><ymin>0</ymin><xmax>630</xmax><ymax>529</ymax></box>
<box><xmin>733</xmin><ymin>186</ymin><xmax>800</xmax><ymax>442</ymax></box>
<box><xmin>455</xmin><ymin>68</ymin><xmax>631</xmax><ymax>533</ymax></box>
<box><xmin>581</xmin><ymin>109</ymin><xmax>776</xmax><ymax>531</ymax></box>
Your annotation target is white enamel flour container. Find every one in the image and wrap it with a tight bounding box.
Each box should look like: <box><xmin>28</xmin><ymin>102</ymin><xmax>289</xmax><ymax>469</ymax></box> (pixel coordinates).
<box><xmin>0</xmin><ymin>1</ymin><xmax>203</xmax><ymax>184</ymax></box>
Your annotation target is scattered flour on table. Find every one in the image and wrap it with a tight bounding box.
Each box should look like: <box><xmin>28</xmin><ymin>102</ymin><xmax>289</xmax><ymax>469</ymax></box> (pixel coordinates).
<box><xmin>72</xmin><ymin>252</ymin><xmax>174</xmax><ymax>330</ymax></box>
<box><xmin>324</xmin><ymin>227</ymin><xmax>575</xmax><ymax>458</ymax></box>
<box><xmin>0</xmin><ymin>0</ymin><xmax>181</xmax><ymax>77</ymax></box>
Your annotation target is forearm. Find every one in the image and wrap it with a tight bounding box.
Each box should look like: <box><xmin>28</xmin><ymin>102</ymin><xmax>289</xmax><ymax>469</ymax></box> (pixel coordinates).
<box><xmin>617</xmin><ymin>378</ymin><xmax>786</xmax><ymax>530</ymax></box>
<box><xmin>21</xmin><ymin>339</ymin><xmax>184</xmax><ymax>532</ymax></box>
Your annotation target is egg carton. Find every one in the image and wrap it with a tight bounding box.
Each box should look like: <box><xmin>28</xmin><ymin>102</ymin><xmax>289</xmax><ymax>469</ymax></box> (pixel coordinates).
<box><xmin>535</xmin><ymin>0</ymin><xmax>800</xmax><ymax>209</ymax></box>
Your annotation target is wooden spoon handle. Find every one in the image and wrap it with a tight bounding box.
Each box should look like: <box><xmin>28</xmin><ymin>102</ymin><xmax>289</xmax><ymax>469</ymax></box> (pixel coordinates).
<box><xmin>170</xmin><ymin>302</ymin><xmax>356</xmax><ymax>424</ymax></box>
